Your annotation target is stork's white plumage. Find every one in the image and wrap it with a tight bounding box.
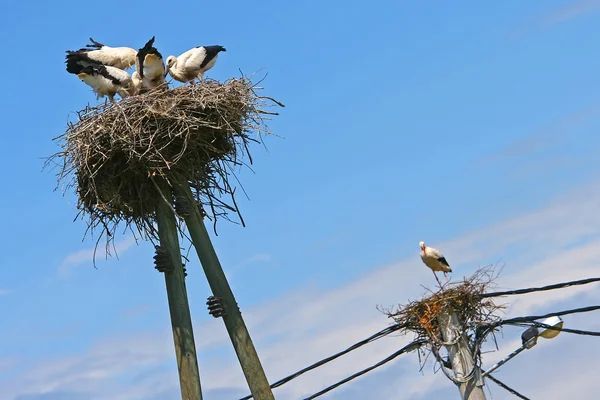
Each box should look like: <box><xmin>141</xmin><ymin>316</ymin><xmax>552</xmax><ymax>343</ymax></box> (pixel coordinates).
<box><xmin>135</xmin><ymin>36</ymin><xmax>166</xmax><ymax>91</ymax></box>
<box><xmin>131</xmin><ymin>71</ymin><xmax>143</xmax><ymax>95</ymax></box>
<box><xmin>65</xmin><ymin>38</ymin><xmax>137</xmax><ymax>70</ymax></box>
<box><xmin>419</xmin><ymin>241</ymin><xmax>452</xmax><ymax>285</ymax></box>
<box><xmin>165</xmin><ymin>45</ymin><xmax>226</xmax><ymax>84</ymax></box>
<box><xmin>69</xmin><ymin>62</ymin><xmax>133</xmax><ymax>103</ymax></box>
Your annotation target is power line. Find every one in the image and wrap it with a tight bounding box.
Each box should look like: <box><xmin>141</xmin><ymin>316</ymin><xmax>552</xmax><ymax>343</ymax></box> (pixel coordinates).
<box><xmin>498</xmin><ymin>305</ymin><xmax>600</xmax><ymax>326</ymax></box>
<box><xmin>302</xmin><ymin>339</ymin><xmax>426</xmax><ymax>400</ymax></box>
<box><xmin>507</xmin><ymin>321</ymin><xmax>600</xmax><ymax>337</ymax></box>
<box><xmin>478</xmin><ymin>277</ymin><xmax>600</xmax><ymax>299</ymax></box>
<box><xmin>237</xmin><ymin>324</ymin><xmax>404</xmax><ymax>400</ymax></box>
<box><xmin>485</xmin><ymin>373</ymin><xmax>530</xmax><ymax>400</ymax></box>
<box><xmin>237</xmin><ymin>283</ymin><xmax>599</xmax><ymax>400</ymax></box>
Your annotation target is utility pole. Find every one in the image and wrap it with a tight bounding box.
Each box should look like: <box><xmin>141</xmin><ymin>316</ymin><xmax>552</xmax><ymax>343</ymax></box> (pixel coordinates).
<box><xmin>174</xmin><ymin>182</ymin><xmax>275</xmax><ymax>400</ymax></box>
<box><xmin>155</xmin><ymin>179</ymin><xmax>203</xmax><ymax>400</ymax></box>
<box><xmin>437</xmin><ymin>309</ymin><xmax>486</xmax><ymax>400</ymax></box>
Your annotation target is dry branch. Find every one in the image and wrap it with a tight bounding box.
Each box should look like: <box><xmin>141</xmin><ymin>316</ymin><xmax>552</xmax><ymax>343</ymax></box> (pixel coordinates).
<box><xmin>378</xmin><ymin>266</ymin><xmax>508</xmax><ymax>386</ymax></box>
<box><xmin>381</xmin><ymin>266</ymin><xmax>505</xmax><ymax>343</ymax></box>
<box><xmin>47</xmin><ymin>77</ymin><xmax>283</xmax><ymax>252</ymax></box>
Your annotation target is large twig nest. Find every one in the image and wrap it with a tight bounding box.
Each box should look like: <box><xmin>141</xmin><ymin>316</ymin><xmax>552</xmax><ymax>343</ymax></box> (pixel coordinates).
<box><xmin>48</xmin><ymin>77</ymin><xmax>283</xmax><ymax>245</ymax></box>
<box><xmin>381</xmin><ymin>266</ymin><xmax>505</xmax><ymax>343</ymax></box>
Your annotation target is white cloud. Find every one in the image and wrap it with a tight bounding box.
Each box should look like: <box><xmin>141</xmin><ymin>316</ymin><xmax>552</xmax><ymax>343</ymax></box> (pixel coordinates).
<box><xmin>0</xmin><ymin>289</ymin><xmax>11</xmax><ymax>296</ymax></box>
<box><xmin>58</xmin><ymin>235</ymin><xmax>138</xmax><ymax>277</ymax></box>
<box><xmin>7</xmin><ymin>179</ymin><xmax>600</xmax><ymax>399</ymax></box>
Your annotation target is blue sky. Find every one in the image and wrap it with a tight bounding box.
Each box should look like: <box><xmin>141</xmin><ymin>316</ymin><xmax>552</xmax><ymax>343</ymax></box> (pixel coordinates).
<box><xmin>2</xmin><ymin>0</ymin><xmax>600</xmax><ymax>399</ymax></box>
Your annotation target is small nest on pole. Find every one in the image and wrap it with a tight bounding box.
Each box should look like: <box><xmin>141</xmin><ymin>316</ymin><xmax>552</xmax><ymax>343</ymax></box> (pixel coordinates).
<box><xmin>48</xmin><ymin>77</ymin><xmax>283</xmax><ymax>247</ymax></box>
<box><xmin>381</xmin><ymin>266</ymin><xmax>505</xmax><ymax>343</ymax></box>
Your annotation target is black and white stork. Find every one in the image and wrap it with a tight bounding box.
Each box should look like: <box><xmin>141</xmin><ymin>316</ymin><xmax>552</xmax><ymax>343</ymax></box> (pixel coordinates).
<box><xmin>65</xmin><ymin>38</ymin><xmax>137</xmax><ymax>70</ymax></box>
<box><xmin>165</xmin><ymin>45</ymin><xmax>226</xmax><ymax>84</ymax></box>
<box><xmin>135</xmin><ymin>36</ymin><xmax>166</xmax><ymax>91</ymax></box>
<box><xmin>66</xmin><ymin>56</ymin><xmax>133</xmax><ymax>103</ymax></box>
<box><xmin>419</xmin><ymin>241</ymin><xmax>453</xmax><ymax>286</ymax></box>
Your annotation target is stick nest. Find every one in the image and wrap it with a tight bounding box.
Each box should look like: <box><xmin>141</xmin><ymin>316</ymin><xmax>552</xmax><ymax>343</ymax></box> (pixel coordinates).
<box><xmin>48</xmin><ymin>77</ymin><xmax>283</xmax><ymax>244</ymax></box>
<box><xmin>381</xmin><ymin>266</ymin><xmax>505</xmax><ymax>343</ymax></box>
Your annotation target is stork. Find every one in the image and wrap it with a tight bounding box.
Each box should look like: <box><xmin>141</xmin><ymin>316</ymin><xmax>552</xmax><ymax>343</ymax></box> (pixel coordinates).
<box><xmin>65</xmin><ymin>38</ymin><xmax>137</xmax><ymax>70</ymax></box>
<box><xmin>131</xmin><ymin>71</ymin><xmax>143</xmax><ymax>95</ymax></box>
<box><xmin>135</xmin><ymin>36</ymin><xmax>166</xmax><ymax>91</ymax></box>
<box><xmin>66</xmin><ymin>60</ymin><xmax>133</xmax><ymax>103</ymax></box>
<box><xmin>165</xmin><ymin>45</ymin><xmax>226</xmax><ymax>84</ymax></box>
<box><xmin>419</xmin><ymin>241</ymin><xmax>452</xmax><ymax>286</ymax></box>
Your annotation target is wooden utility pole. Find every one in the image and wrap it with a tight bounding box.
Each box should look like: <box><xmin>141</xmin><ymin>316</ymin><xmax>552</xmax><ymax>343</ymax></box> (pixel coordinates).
<box><xmin>155</xmin><ymin>180</ymin><xmax>203</xmax><ymax>400</ymax></box>
<box><xmin>437</xmin><ymin>310</ymin><xmax>486</xmax><ymax>400</ymax></box>
<box><xmin>174</xmin><ymin>183</ymin><xmax>275</xmax><ymax>400</ymax></box>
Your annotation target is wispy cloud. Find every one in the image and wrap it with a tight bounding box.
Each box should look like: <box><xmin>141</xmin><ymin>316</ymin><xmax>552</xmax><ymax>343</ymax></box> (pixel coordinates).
<box><xmin>120</xmin><ymin>305</ymin><xmax>151</xmax><ymax>319</ymax></box>
<box><xmin>510</xmin><ymin>0</ymin><xmax>600</xmax><ymax>39</ymax></box>
<box><xmin>7</xmin><ymin>178</ymin><xmax>600</xmax><ymax>399</ymax></box>
<box><xmin>543</xmin><ymin>0</ymin><xmax>600</xmax><ymax>26</ymax></box>
<box><xmin>58</xmin><ymin>236</ymin><xmax>138</xmax><ymax>277</ymax></box>
<box><xmin>0</xmin><ymin>289</ymin><xmax>11</xmax><ymax>296</ymax></box>
<box><xmin>476</xmin><ymin>101</ymin><xmax>600</xmax><ymax>168</ymax></box>
<box><xmin>0</xmin><ymin>358</ymin><xmax>14</xmax><ymax>374</ymax></box>
<box><xmin>237</xmin><ymin>253</ymin><xmax>272</xmax><ymax>269</ymax></box>
<box><xmin>216</xmin><ymin>252</ymin><xmax>274</xmax><ymax>282</ymax></box>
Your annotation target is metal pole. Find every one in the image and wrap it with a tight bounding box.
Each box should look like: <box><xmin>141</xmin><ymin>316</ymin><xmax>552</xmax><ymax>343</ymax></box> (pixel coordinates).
<box><xmin>155</xmin><ymin>179</ymin><xmax>203</xmax><ymax>400</ymax></box>
<box><xmin>437</xmin><ymin>310</ymin><xmax>487</xmax><ymax>400</ymax></box>
<box><xmin>174</xmin><ymin>182</ymin><xmax>275</xmax><ymax>400</ymax></box>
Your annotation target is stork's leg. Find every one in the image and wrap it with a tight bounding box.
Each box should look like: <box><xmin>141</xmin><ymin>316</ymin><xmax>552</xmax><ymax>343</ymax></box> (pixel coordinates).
<box><xmin>432</xmin><ymin>270</ymin><xmax>442</xmax><ymax>286</ymax></box>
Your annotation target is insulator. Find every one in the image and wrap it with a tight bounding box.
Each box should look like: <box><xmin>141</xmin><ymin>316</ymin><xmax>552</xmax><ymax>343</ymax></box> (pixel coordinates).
<box><xmin>206</xmin><ymin>295</ymin><xmax>227</xmax><ymax>318</ymax></box>
<box><xmin>174</xmin><ymin>195</ymin><xmax>192</xmax><ymax>217</ymax></box>
<box><xmin>153</xmin><ymin>245</ymin><xmax>172</xmax><ymax>273</ymax></box>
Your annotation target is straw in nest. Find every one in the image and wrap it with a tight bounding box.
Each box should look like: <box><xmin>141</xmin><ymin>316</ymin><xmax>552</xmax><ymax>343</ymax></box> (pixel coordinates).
<box><xmin>48</xmin><ymin>77</ymin><xmax>284</xmax><ymax>246</ymax></box>
<box><xmin>381</xmin><ymin>266</ymin><xmax>505</xmax><ymax>343</ymax></box>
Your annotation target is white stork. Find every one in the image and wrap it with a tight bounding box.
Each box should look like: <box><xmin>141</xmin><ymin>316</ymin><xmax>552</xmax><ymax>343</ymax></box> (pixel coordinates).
<box><xmin>135</xmin><ymin>36</ymin><xmax>166</xmax><ymax>91</ymax></box>
<box><xmin>65</xmin><ymin>38</ymin><xmax>137</xmax><ymax>70</ymax></box>
<box><xmin>419</xmin><ymin>241</ymin><xmax>452</xmax><ymax>286</ymax></box>
<box><xmin>131</xmin><ymin>71</ymin><xmax>143</xmax><ymax>95</ymax></box>
<box><xmin>66</xmin><ymin>59</ymin><xmax>133</xmax><ymax>103</ymax></box>
<box><xmin>165</xmin><ymin>45</ymin><xmax>226</xmax><ymax>84</ymax></box>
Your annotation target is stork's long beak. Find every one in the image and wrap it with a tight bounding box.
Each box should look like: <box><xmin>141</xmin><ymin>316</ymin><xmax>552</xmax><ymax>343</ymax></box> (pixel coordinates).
<box><xmin>164</xmin><ymin>65</ymin><xmax>170</xmax><ymax>78</ymax></box>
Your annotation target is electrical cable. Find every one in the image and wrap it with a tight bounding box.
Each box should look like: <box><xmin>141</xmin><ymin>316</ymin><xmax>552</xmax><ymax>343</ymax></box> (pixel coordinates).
<box><xmin>301</xmin><ymin>339</ymin><xmax>426</xmax><ymax>400</ymax></box>
<box><xmin>237</xmin><ymin>324</ymin><xmax>404</xmax><ymax>400</ymax></box>
<box><xmin>498</xmin><ymin>305</ymin><xmax>600</xmax><ymax>326</ymax></box>
<box><xmin>485</xmin><ymin>373</ymin><xmax>530</xmax><ymax>400</ymax></box>
<box><xmin>238</xmin><ymin>282</ymin><xmax>600</xmax><ymax>400</ymax></box>
<box><xmin>506</xmin><ymin>321</ymin><xmax>600</xmax><ymax>337</ymax></box>
<box><xmin>478</xmin><ymin>277</ymin><xmax>600</xmax><ymax>299</ymax></box>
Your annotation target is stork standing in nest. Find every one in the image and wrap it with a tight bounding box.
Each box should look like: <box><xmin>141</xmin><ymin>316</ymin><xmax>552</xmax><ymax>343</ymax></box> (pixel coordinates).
<box><xmin>65</xmin><ymin>57</ymin><xmax>134</xmax><ymax>103</ymax></box>
<box><xmin>136</xmin><ymin>36</ymin><xmax>166</xmax><ymax>92</ymax></box>
<box><xmin>65</xmin><ymin>38</ymin><xmax>137</xmax><ymax>70</ymax></box>
<box><xmin>419</xmin><ymin>241</ymin><xmax>452</xmax><ymax>286</ymax></box>
<box><xmin>165</xmin><ymin>45</ymin><xmax>226</xmax><ymax>84</ymax></box>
